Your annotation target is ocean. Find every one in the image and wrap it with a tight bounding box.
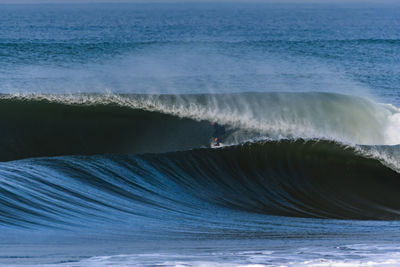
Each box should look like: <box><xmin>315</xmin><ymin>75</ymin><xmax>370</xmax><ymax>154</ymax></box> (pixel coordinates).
<box><xmin>1</xmin><ymin>2</ymin><xmax>400</xmax><ymax>266</ymax></box>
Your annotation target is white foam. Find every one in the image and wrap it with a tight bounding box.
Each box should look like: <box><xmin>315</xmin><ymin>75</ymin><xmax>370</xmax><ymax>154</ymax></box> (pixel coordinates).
<box><xmin>46</xmin><ymin>245</ymin><xmax>400</xmax><ymax>267</ymax></box>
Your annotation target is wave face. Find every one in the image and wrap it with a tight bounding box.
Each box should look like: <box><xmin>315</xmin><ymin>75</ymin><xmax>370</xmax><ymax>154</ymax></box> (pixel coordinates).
<box><xmin>1</xmin><ymin>140</ymin><xmax>400</xmax><ymax>232</ymax></box>
<box><xmin>1</xmin><ymin>92</ymin><xmax>400</xmax><ymax>161</ymax></box>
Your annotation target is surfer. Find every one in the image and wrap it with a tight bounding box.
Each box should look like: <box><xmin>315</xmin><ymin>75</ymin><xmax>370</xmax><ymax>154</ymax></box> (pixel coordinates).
<box><xmin>212</xmin><ymin>122</ymin><xmax>225</xmax><ymax>147</ymax></box>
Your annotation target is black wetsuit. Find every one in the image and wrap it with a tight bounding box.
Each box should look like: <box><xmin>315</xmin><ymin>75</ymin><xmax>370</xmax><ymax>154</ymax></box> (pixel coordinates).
<box><xmin>212</xmin><ymin>123</ymin><xmax>225</xmax><ymax>145</ymax></box>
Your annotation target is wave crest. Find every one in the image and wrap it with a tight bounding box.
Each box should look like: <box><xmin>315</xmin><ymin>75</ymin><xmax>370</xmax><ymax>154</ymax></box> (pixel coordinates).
<box><xmin>1</xmin><ymin>92</ymin><xmax>400</xmax><ymax>161</ymax></box>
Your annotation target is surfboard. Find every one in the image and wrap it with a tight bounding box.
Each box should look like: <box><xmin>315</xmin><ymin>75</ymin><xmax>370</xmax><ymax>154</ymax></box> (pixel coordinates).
<box><xmin>211</xmin><ymin>142</ymin><xmax>225</xmax><ymax>148</ymax></box>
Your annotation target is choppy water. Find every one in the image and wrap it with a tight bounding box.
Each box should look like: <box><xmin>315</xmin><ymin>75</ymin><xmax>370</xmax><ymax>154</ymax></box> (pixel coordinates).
<box><xmin>1</xmin><ymin>2</ymin><xmax>400</xmax><ymax>266</ymax></box>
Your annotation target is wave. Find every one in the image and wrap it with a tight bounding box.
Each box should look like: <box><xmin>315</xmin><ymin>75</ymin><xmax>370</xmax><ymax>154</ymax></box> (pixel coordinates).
<box><xmin>2</xmin><ymin>91</ymin><xmax>400</xmax><ymax>228</ymax></box>
<box><xmin>1</xmin><ymin>92</ymin><xmax>400</xmax><ymax>161</ymax></box>
<box><xmin>1</xmin><ymin>140</ymin><xmax>400</xmax><ymax>231</ymax></box>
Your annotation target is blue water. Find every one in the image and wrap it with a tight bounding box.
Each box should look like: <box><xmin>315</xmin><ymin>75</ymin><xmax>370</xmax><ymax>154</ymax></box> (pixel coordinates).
<box><xmin>1</xmin><ymin>3</ymin><xmax>399</xmax><ymax>100</ymax></box>
<box><xmin>1</xmin><ymin>2</ymin><xmax>400</xmax><ymax>266</ymax></box>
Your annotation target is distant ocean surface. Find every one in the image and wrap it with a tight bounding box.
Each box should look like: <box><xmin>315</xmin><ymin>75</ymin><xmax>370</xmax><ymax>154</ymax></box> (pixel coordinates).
<box><xmin>1</xmin><ymin>2</ymin><xmax>400</xmax><ymax>266</ymax></box>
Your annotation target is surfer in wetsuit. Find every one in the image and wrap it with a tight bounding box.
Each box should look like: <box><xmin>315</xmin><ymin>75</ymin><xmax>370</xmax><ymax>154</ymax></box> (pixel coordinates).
<box><xmin>212</xmin><ymin>122</ymin><xmax>226</xmax><ymax>147</ymax></box>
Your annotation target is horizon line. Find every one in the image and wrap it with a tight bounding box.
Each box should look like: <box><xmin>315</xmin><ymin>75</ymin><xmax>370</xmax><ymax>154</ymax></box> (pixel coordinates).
<box><xmin>0</xmin><ymin>0</ymin><xmax>399</xmax><ymax>4</ymax></box>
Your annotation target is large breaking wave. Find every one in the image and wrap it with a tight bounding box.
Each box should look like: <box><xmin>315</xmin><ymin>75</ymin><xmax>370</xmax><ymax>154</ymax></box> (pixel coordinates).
<box><xmin>1</xmin><ymin>91</ymin><xmax>400</xmax><ymax>229</ymax></box>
